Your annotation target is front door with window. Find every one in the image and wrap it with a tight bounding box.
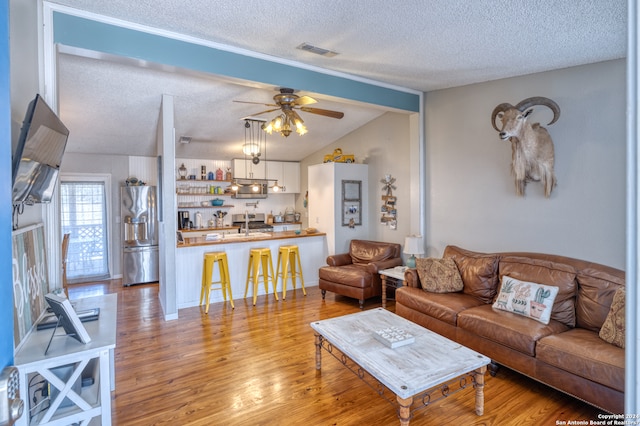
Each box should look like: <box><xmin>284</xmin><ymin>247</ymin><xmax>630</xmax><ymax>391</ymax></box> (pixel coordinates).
<box><xmin>60</xmin><ymin>178</ymin><xmax>110</xmax><ymax>282</ymax></box>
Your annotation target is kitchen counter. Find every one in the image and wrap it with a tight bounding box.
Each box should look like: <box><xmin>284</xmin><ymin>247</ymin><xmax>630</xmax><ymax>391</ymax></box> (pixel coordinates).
<box><xmin>175</xmin><ymin>230</ymin><xmax>328</xmax><ymax>309</ymax></box>
<box><xmin>179</xmin><ymin>230</ymin><xmax>325</xmax><ymax>247</ymax></box>
<box><xmin>180</xmin><ymin>226</ymin><xmax>240</xmax><ymax>233</ymax></box>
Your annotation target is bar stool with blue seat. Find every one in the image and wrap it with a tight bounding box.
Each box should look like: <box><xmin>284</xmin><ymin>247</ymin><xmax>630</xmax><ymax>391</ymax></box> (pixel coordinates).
<box><xmin>200</xmin><ymin>251</ymin><xmax>234</xmax><ymax>313</ymax></box>
<box><xmin>276</xmin><ymin>245</ymin><xmax>306</xmax><ymax>299</ymax></box>
<box><xmin>244</xmin><ymin>247</ymin><xmax>278</xmax><ymax>305</ymax></box>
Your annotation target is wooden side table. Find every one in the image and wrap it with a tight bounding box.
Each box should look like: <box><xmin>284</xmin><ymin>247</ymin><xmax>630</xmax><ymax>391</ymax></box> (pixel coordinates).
<box><xmin>379</xmin><ymin>267</ymin><xmax>407</xmax><ymax>309</ymax></box>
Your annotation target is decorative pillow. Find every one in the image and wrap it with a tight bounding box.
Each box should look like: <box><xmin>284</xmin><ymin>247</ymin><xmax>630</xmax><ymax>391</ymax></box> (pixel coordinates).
<box><xmin>599</xmin><ymin>287</ymin><xmax>625</xmax><ymax>349</ymax></box>
<box><xmin>444</xmin><ymin>246</ymin><xmax>499</xmax><ymax>304</ymax></box>
<box><xmin>492</xmin><ymin>276</ymin><xmax>559</xmax><ymax>324</ymax></box>
<box><xmin>416</xmin><ymin>257</ymin><xmax>464</xmax><ymax>293</ymax></box>
<box><xmin>499</xmin><ymin>256</ymin><xmax>576</xmax><ymax>328</ymax></box>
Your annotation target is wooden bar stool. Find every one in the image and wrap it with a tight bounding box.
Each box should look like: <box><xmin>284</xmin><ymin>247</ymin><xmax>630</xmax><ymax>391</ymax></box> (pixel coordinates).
<box><xmin>244</xmin><ymin>247</ymin><xmax>278</xmax><ymax>305</ymax></box>
<box><xmin>200</xmin><ymin>251</ymin><xmax>234</xmax><ymax>313</ymax></box>
<box><xmin>276</xmin><ymin>245</ymin><xmax>306</xmax><ymax>299</ymax></box>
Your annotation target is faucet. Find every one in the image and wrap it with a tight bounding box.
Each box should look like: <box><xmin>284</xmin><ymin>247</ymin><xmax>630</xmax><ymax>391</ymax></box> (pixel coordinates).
<box><xmin>245</xmin><ymin>210</ymin><xmax>250</xmax><ymax>236</ymax></box>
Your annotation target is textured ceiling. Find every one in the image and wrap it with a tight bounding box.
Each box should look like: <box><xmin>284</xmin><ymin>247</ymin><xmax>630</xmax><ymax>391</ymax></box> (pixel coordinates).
<box><xmin>52</xmin><ymin>0</ymin><xmax>627</xmax><ymax>160</ymax></box>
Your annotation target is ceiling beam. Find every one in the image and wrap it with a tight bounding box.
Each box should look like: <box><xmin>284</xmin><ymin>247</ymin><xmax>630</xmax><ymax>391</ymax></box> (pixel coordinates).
<box><xmin>52</xmin><ymin>11</ymin><xmax>420</xmax><ymax>113</ymax></box>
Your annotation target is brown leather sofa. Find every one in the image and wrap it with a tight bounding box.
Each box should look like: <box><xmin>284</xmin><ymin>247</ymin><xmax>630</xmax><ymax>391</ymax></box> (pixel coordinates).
<box><xmin>396</xmin><ymin>245</ymin><xmax>625</xmax><ymax>414</ymax></box>
<box><xmin>319</xmin><ymin>239</ymin><xmax>403</xmax><ymax>309</ymax></box>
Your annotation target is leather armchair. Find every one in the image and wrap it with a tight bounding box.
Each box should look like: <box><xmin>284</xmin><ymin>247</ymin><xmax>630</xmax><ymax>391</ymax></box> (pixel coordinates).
<box><xmin>319</xmin><ymin>239</ymin><xmax>402</xmax><ymax>309</ymax></box>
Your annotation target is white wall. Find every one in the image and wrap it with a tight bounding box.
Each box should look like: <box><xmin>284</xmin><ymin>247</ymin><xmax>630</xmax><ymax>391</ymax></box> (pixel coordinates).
<box><xmin>9</xmin><ymin>0</ymin><xmax>42</xmax><ymax>230</ymax></box>
<box><xmin>425</xmin><ymin>59</ymin><xmax>626</xmax><ymax>269</ymax></box>
<box><xmin>300</xmin><ymin>112</ymin><xmax>415</xmax><ymax>253</ymax></box>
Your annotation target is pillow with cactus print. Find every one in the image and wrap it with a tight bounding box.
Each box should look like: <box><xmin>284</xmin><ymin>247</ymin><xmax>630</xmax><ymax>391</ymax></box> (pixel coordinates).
<box><xmin>492</xmin><ymin>276</ymin><xmax>559</xmax><ymax>324</ymax></box>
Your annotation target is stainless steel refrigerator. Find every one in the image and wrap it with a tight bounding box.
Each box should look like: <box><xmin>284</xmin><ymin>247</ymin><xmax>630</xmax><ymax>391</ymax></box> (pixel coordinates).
<box><xmin>121</xmin><ymin>185</ymin><xmax>159</xmax><ymax>286</ymax></box>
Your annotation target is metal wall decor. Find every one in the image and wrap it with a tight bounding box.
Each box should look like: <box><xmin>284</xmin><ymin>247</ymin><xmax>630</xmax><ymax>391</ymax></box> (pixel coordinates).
<box><xmin>380</xmin><ymin>174</ymin><xmax>397</xmax><ymax>229</ymax></box>
<box><xmin>342</xmin><ymin>180</ymin><xmax>361</xmax><ymax>228</ymax></box>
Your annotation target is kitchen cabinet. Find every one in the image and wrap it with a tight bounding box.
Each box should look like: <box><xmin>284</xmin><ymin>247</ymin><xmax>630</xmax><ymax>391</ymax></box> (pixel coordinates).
<box><xmin>308</xmin><ymin>162</ymin><xmax>369</xmax><ymax>255</ymax></box>
<box><xmin>233</xmin><ymin>158</ymin><xmax>266</xmax><ymax>180</ymax></box>
<box><xmin>266</xmin><ymin>161</ymin><xmax>300</xmax><ymax>193</ymax></box>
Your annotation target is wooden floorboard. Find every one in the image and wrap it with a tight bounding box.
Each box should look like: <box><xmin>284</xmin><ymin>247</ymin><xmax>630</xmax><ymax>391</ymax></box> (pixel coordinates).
<box><xmin>68</xmin><ymin>280</ymin><xmax>604</xmax><ymax>425</ymax></box>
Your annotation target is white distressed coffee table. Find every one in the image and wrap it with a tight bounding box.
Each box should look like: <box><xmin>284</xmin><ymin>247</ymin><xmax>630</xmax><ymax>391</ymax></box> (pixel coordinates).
<box><xmin>311</xmin><ymin>308</ymin><xmax>490</xmax><ymax>425</ymax></box>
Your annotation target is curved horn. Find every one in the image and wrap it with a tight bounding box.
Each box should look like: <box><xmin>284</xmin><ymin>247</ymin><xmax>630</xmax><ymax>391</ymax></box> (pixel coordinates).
<box><xmin>515</xmin><ymin>97</ymin><xmax>561</xmax><ymax>125</ymax></box>
<box><xmin>491</xmin><ymin>103</ymin><xmax>514</xmax><ymax>132</ymax></box>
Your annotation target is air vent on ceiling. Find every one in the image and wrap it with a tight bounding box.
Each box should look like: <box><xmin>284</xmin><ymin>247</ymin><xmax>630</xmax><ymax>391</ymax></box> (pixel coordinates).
<box><xmin>296</xmin><ymin>42</ymin><xmax>339</xmax><ymax>58</ymax></box>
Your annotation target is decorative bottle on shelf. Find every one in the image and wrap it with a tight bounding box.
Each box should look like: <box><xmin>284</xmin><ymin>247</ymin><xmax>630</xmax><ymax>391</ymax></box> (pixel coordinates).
<box><xmin>226</xmin><ymin>167</ymin><xmax>232</xmax><ymax>181</ymax></box>
<box><xmin>194</xmin><ymin>211</ymin><xmax>202</xmax><ymax>229</ymax></box>
<box><xmin>178</xmin><ymin>163</ymin><xmax>188</xmax><ymax>180</ymax></box>
<box><xmin>216</xmin><ymin>168</ymin><xmax>224</xmax><ymax>181</ymax></box>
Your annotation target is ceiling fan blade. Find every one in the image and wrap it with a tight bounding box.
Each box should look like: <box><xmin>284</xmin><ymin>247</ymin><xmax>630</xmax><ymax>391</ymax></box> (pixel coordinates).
<box><xmin>233</xmin><ymin>100</ymin><xmax>279</xmax><ymax>107</ymax></box>
<box><xmin>299</xmin><ymin>106</ymin><xmax>344</xmax><ymax>119</ymax></box>
<box><xmin>293</xmin><ymin>96</ymin><xmax>317</xmax><ymax>106</ymax></box>
<box><xmin>244</xmin><ymin>108</ymin><xmax>281</xmax><ymax>117</ymax></box>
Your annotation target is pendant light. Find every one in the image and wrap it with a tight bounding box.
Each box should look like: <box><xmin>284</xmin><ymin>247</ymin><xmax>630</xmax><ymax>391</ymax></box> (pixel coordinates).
<box><xmin>239</xmin><ymin>119</ymin><xmax>268</xmax><ymax>190</ymax></box>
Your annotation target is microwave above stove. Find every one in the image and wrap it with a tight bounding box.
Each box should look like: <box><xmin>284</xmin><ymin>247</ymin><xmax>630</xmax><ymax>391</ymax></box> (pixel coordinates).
<box><xmin>232</xmin><ymin>179</ymin><xmax>268</xmax><ymax>199</ymax></box>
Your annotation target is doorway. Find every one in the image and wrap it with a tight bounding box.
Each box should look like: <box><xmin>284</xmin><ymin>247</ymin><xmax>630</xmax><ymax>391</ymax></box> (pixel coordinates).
<box><xmin>59</xmin><ymin>174</ymin><xmax>112</xmax><ymax>283</ymax></box>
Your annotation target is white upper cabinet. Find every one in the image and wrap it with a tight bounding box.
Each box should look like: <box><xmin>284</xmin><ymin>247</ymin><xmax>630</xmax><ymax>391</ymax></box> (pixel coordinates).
<box><xmin>282</xmin><ymin>161</ymin><xmax>300</xmax><ymax>193</ymax></box>
<box><xmin>233</xmin><ymin>158</ymin><xmax>266</xmax><ymax>180</ymax></box>
<box><xmin>266</xmin><ymin>161</ymin><xmax>300</xmax><ymax>193</ymax></box>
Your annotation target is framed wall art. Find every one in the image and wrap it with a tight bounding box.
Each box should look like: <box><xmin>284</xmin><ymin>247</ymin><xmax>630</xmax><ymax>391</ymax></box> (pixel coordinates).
<box><xmin>342</xmin><ymin>180</ymin><xmax>362</xmax><ymax>228</ymax></box>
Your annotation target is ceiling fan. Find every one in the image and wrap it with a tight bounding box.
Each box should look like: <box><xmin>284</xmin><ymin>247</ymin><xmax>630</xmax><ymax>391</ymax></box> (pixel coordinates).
<box><xmin>234</xmin><ymin>88</ymin><xmax>344</xmax><ymax>137</ymax></box>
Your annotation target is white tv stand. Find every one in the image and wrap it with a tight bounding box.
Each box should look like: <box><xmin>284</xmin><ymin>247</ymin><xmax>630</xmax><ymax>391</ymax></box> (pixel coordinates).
<box><xmin>14</xmin><ymin>294</ymin><xmax>117</xmax><ymax>426</ymax></box>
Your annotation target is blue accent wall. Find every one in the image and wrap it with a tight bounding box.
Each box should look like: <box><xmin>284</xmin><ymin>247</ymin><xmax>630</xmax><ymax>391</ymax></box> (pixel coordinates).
<box><xmin>52</xmin><ymin>12</ymin><xmax>420</xmax><ymax>113</ymax></box>
<box><xmin>0</xmin><ymin>0</ymin><xmax>14</xmax><ymax>367</ymax></box>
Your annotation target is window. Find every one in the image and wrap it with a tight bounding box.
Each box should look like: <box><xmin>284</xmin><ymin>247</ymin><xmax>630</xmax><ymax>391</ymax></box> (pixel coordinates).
<box><xmin>60</xmin><ymin>177</ymin><xmax>111</xmax><ymax>282</ymax></box>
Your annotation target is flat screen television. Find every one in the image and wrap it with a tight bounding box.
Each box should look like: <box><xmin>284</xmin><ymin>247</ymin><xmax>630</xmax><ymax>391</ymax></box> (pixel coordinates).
<box><xmin>12</xmin><ymin>94</ymin><xmax>69</xmax><ymax>204</ymax></box>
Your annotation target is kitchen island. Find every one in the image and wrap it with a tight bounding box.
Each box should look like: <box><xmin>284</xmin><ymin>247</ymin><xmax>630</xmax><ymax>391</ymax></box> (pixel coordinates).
<box><xmin>176</xmin><ymin>231</ymin><xmax>327</xmax><ymax>309</ymax></box>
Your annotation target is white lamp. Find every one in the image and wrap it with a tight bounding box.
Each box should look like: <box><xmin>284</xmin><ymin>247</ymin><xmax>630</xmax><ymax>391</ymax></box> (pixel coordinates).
<box><xmin>403</xmin><ymin>235</ymin><xmax>424</xmax><ymax>268</ymax></box>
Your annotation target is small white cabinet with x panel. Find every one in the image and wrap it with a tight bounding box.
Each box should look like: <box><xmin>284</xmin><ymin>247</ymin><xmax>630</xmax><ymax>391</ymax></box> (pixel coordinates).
<box><xmin>14</xmin><ymin>295</ymin><xmax>117</xmax><ymax>426</ymax></box>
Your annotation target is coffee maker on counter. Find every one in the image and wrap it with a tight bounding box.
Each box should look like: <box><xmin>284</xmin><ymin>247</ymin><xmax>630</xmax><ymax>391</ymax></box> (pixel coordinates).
<box><xmin>178</xmin><ymin>210</ymin><xmax>190</xmax><ymax>230</ymax></box>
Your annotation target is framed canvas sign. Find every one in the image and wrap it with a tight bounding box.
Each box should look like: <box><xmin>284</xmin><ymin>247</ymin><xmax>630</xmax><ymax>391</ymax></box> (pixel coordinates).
<box><xmin>13</xmin><ymin>223</ymin><xmax>49</xmax><ymax>350</ymax></box>
<box><xmin>342</xmin><ymin>180</ymin><xmax>362</xmax><ymax>228</ymax></box>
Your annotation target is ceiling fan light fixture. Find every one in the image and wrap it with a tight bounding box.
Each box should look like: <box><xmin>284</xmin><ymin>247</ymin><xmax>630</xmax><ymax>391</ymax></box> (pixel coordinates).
<box><xmin>272</xmin><ymin>115</ymin><xmax>284</xmax><ymax>131</ymax></box>
<box><xmin>271</xmin><ymin>181</ymin><xmax>280</xmax><ymax>192</ymax></box>
<box><xmin>236</xmin><ymin>88</ymin><xmax>343</xmax><ymax>138</ymax></box>
<box><xmin>294</xmin><ymin>118</ymin><xmax>307</xmax><ymax>135</ymax></box>
<box><xmin>231</xmin><ymin>181</ymin><xmax>239</xmax><ymax>191</ymax></box>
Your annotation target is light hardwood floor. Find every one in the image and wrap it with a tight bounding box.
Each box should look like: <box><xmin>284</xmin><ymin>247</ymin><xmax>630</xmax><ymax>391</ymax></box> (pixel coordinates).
<box><xmin>68</xmin><ymin>280</ymin><xmax>604</xmax><ymax>425</ymax></box>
